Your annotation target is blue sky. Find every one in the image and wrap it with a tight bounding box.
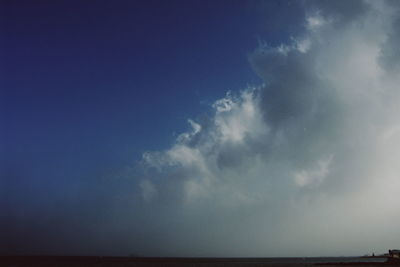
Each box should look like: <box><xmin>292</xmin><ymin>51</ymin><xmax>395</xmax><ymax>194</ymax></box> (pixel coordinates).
<box><xmin>1</xmin><ymin>0</ymin><xmax>305</xmax><ymax>255</ymax></box>
<box><xmin>2</xmin><ymin>0</ymin><xmax>400</xmax><ymax>257</ymax></box>
<box><xmin>2</xmin><ymin>0</ymin><xmax>297</xmax><ymax>177</ymax></box>
<box><xmin>1</xmin><ymin>1</ymin><xmax>304</xmax><ymax>209</ymax></box>
<box><xmin>3</xmin><ymin>1</ymin><xmax>254</xmax><ymax>194</ymax></box>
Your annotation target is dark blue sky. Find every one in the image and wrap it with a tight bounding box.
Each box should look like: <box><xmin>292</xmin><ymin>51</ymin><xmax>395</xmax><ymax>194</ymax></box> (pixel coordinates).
<box><xmin>1</xmin><ymin>0</ymin><xmax>306</xmax><ymax>256</ymax></box>
<box><xmin>3</xmin><ymin>1</ymin><xmax>263</xmax><ymax>169</ymax></box>
<box><xmin>1</xmin><ymin>0</ymin><xmax>304</xmax><ymax>187</ymax></box>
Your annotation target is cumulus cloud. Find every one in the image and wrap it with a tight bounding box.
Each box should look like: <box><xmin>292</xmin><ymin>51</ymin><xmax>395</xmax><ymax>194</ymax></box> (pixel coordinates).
<box><xmin>133</xmin><ymin>0</ymin><xmax>400</xmax><ymax>257</ymax></box>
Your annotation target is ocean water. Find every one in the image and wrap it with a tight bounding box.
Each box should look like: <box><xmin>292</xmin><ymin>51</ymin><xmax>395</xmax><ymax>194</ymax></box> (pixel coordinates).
<box><xmin>0</xmin><ymin>256</ymin><xmax>389</xmax><ymax>267</ymax></box>
<box><xmin>127</xmin><ymin>257</ymin><xmax>388</xmax><ymax>266</ymax></box>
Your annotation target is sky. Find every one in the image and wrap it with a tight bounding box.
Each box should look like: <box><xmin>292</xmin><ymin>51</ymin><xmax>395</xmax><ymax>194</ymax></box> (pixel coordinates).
<box><xmin>1</xmin><ymin>0</ymin><xmax>400</xmax><ymax>257</ymax></box>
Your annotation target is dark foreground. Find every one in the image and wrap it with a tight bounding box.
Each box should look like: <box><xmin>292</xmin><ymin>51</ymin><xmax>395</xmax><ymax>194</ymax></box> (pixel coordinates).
<box><xmin>1</xmin><ymin>256</ymin><xmax>399</xmax><ymax>267</ymax></box>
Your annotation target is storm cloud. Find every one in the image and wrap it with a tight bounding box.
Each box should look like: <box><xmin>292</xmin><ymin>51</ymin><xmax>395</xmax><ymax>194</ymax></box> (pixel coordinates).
<box><xmin>135</xmin><ymin>0</ymin><xmax>400</xmax><ymax>257</ymax></box>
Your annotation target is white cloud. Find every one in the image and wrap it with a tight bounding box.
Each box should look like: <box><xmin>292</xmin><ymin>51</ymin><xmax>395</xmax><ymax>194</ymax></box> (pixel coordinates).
<box><xmin>133</xmin><ymin>0</ymin><xmax>400</xmax><ymax>257</ymax></box>
<box><xmin>296</xmin><ymin>38</ymin><xmax>312</xmax><ymax>53</ymax></box>
<box><xmin>293</xmin><ymin>155</ymin><xmax>333</xmax><ymax>187</ymax></box>
<box><xmin>306</xmin><ymin>12</ymin><xmax>327</xmax><ymax>30</ymax></box>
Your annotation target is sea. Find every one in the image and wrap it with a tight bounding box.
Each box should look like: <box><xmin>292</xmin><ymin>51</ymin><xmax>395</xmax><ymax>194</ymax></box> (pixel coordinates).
<box><xmin>0</xmin><ymin>256</ymin><xmax>390</xmax><ymax>267</ymax></box>
<box><xmin>126</xmin><ymin>257</ymin><xmax>388</xmax><ymax>266</ymax></box>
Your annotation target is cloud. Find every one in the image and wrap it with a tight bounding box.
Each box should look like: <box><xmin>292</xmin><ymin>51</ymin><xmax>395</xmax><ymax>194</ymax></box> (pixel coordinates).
<box><xmin>133</xmin><ymin>0</ymin><xmax>400</xmax><ymax>257</ymax></box>
<box><xmin>293</xmin><ymin>155</ymin><xmax>333</xmax><ymax>187</ymax></box>
<box><xmin>5</xmin><ymin>0</ymin><xmax>398</xmax><ymax>258</ymax></box>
